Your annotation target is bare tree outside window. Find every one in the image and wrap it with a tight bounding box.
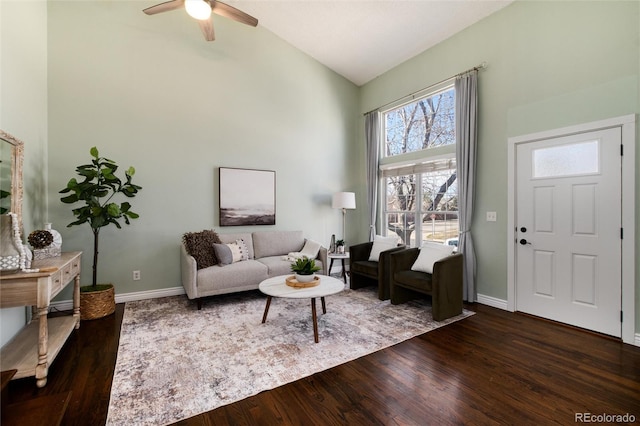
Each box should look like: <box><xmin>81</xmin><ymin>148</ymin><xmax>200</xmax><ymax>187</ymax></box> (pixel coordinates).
<box><xmin>383</xmin><ymin>87</ymin><xmax>458</xmax><ymax>246</ymax></box>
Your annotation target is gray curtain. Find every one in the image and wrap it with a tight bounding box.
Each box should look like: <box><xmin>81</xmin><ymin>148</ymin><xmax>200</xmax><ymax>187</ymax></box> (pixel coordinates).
<box><xmin>455</xmin><ymin>70</ymin><xmax>478</xmax><ymax>302</ymax></box>
<box><xmin>365</xmin><ymin>111</ymin><xmax>380</xmax><ymax>241</ymax></box>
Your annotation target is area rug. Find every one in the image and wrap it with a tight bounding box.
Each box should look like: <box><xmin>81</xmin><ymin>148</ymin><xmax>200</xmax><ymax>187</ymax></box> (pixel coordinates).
<box><xmin>106</xmin><ymin>286</ymin><xmax>474</xmax><ymax>425</ymax></box>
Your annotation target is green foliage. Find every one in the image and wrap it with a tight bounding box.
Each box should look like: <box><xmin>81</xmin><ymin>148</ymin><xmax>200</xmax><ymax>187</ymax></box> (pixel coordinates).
<box><xmin>60</xmin><ymin>146</ymin><xmax>142</xmax><ymax>231</ymax></box>
<box><xmin>59</xmin><ymin>146</ymin><xmax>142</xmax><ymax>288</ymax></box>
<box><xmin>290</xmin><ymin>257</ymin><xmax>321</xmax><ymax>275</ymax></box>
<box><xmin>336</xmin><ymin>240</ymin><xmax>345</xmax><ymax>246</ymax></box>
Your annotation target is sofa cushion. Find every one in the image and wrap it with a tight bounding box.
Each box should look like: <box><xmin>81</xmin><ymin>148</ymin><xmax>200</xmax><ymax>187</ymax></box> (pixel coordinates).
<box><xmin>253</xmin><ymin>231</ymin><xmax>304</xmax><ymax>259</ymax></box>
<box><xmin>259</xmin><ymin>256</ymin><xmax>296</xmax><ymax>276</ymax></box>
<box><xmin>411</xmin><ymin>242</ymin><xmax>455</xmax><ymax>274</ymax></box>
<box><xmin>182</xmin><ymin>230</ymin><xmax>222</xmax><ymax>269</ymax></box>
<box><xmin>196</xmin><ymin>260</ymin><xmax>268</xmax><ymax>293</ymax></box>
<box><xmin>368</xmin><ymin>235</ymin><xmax>399</xmax><ymax>261</ymax></box>
<box><xmin>218</xmin><ymin>232</ymin><xmax>254</xmax><ymax>259</ymax></box>
<box><xmin>394</xmin><ymin>270</ymin><xmax>433</xmax><ymax>292</ymax></box>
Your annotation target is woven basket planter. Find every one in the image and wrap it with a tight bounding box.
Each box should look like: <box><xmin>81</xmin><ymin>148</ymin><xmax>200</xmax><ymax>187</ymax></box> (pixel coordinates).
<box><xmin>80</xmin><ymin>284</ymin><xmax>115</xmax><ymax>320</ymax></box>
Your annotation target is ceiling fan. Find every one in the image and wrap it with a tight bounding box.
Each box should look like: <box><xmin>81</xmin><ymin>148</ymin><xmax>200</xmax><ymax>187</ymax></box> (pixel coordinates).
<box><xmin>143</xmin><ymin>0</ymin><xmax>258</xmax><ymax>41</ymax></box>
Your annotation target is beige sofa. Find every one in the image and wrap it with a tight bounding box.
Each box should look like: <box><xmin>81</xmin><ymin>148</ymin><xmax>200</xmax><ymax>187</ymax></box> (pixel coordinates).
<box><xmin>181</xmin><ymin>230</ymin><xmax>327</xmax><ymax>309</ymax></box>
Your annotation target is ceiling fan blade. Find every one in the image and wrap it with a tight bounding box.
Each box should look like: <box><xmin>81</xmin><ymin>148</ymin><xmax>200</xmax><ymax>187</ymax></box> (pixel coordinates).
<box><xmin>198</xmin><ymin>18</ymin><xmax>215</xmax><ymax>41</ymax></box>
<box><xmin>210</xmin><ymin>1</ymin><xmax>258</xmax><ymax>27</ymax></box>
<box><xmin>143</xmin><ymin>0</ymin><xmax>185</xmax><ymax>15</ymax></box>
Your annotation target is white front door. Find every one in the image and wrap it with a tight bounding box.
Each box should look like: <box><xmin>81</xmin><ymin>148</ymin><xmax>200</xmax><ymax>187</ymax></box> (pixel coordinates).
<box><xmin>515</xmin><ymin>127</ymin><xmax>622</xmax><ymax>337</ymax></box>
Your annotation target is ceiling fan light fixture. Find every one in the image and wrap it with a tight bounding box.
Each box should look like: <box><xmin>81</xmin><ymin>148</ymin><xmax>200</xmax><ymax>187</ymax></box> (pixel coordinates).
<box><xmin>185</xmin><ymin>0</ymin><xmax>211</xmax><ymax>20</ymax></box>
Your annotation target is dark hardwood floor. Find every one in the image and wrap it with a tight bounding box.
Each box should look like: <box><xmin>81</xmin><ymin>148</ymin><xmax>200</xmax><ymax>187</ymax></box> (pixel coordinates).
<box><xmin>3</xmin><ymin>300</ymin><xmax>639</xmax><ymax>425</ymax></box>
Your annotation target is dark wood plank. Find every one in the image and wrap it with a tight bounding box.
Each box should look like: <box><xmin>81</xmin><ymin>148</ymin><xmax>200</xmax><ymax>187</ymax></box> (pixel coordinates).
<box><xmin>1</xmin><ymin>391</ymin><xmax>71</xmax><ymax>426</ymax></box>
<box><xmin>3</xmin><ymin>301</ymin><xmax>640</xmax><ymax>426</ymax></box>
<box><xmin>2</xmin><ymin>305</ymin><xmax>124</xmax><ymax>426</ymax></box>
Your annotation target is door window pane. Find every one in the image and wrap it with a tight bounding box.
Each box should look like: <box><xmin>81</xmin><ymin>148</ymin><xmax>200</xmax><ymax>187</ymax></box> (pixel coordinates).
<box><xmin>533</xmin><ymin>140</ymin><xmax>599</xmax><ymax>178</ymax></box>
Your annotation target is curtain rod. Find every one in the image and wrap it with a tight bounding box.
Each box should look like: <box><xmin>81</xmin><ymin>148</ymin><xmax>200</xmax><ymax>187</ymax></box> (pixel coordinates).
<box><xmin>363</xmin><ymin>61</ymin><xmax>487</xmax><ymax>116</ymax></box>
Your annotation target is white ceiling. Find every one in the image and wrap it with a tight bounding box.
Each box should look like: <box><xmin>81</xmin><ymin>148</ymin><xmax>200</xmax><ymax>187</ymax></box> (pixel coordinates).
<box><xmin>226</xmin><ymin>0</ymin><xmax>513</xmax><ymax>86</ymax></box>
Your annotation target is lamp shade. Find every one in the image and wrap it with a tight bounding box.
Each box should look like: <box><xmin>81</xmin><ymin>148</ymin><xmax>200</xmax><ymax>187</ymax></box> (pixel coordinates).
<box><xmin>332</xmin><ymin>192</ymin><xmax>356</xmax><ymax>209</ymax></box>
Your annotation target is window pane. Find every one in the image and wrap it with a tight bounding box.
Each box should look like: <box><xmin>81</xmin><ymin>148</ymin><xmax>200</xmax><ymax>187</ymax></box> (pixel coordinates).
<box><xmin>385</xmin><ymin>174</ymin><xmax>417</xmax><ymax>245</ymax></box>
<box><xmin>385</xmin><ymin>212</ymin><xmax>416</xmax><ymax>247</ymax></box>
<box><xmin>386</xmin><ymin>175</ymin><xmax>417</xmax><ymax>212</ymax></box>
<box><xmin>384</xmin><ymin>87</ymin><xmax>455</xmax><ymax>157</ymax></box>
<box><xmin>421</xmin><ymin>213</ymin><xmax>459</xmax><ymax>246</ymax></box>
<box><xmin>422</xmin><ymin>169</ymin><xmax>458</xmax><ymax>212</ymax></box>
<box><xmin>533</xmin><ymin>140</ymin><xmax>599</xmax><ymax>178</ymax></box>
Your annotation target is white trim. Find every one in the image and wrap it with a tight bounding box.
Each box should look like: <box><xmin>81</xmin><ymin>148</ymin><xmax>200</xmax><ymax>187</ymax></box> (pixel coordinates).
<box><xmin>635</xmin><ymin>334</ymin><xmax>640</xmax><ymax>348</ymax></box>
<box><xmin>49</xmin><ymin>286</ymin><xmax>186</xmax><ymax>312</ymax></box>
<box><xmin>476</xmin><ymin>294</ymin><xmax>509</xmax><ymax>311</ymax></box>
<box><xmin>507</xmin><ymin>114</ymin><xmax>636</xmax><ymax>344</ymax></box>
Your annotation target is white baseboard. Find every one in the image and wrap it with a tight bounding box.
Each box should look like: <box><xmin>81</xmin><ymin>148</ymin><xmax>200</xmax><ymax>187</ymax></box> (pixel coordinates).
<box><xmin>50</xmin><ymin>286</ymin><xmax>186</xmax><ymax>312</ymax></box>
<box><xmin>476</xmin><ymin>293</ymin><xmax>509</xmax><ymax>311</ymax></box>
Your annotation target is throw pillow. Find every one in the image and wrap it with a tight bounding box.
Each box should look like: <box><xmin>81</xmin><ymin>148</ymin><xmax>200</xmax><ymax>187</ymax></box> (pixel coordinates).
<box><xmin>213</xmin><ymin>242</ymin><xmax>245</xmax><ymax>266</ymax></box>
<box><xmin>235</xmin><ymin>239</ymin><xmax>249</xmax><ymax>261</ymax></box>
<box><xmin>182</xmin><ymin>230</ymin><xmax>222</xmax><ymax>270</ymax></box>
<box><xmin>411</xmin><ymin>242</ymin><xmax>455</xmax><ymax>274</ymax></box>
<box><xmin>300</xmin><ymin>239</ymin><xmax>322</xmax><ymax>259</ymax></box>
<box><xmin>368</xmin><ymin>235</ymin><xmax>399</xmax><ymax>262</ymax></box>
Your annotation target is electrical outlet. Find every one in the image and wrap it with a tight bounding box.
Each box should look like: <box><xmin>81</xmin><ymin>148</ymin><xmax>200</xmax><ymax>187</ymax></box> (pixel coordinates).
<box><xmin>133</xmin><ymin>270</ymin><xmax>141</xmax><ymax>281</ymax></box>
<box><xmin>486</xmin><ymin>211</ymin><xmax>497</xmax><ymax>222</ymax></box>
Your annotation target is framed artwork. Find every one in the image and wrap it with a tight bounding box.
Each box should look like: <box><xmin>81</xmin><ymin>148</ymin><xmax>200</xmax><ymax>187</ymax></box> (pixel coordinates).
<box><xmin>219</xmin><ymin>167</ymin><xmax>276</xmax><ymax>226</ymax></box>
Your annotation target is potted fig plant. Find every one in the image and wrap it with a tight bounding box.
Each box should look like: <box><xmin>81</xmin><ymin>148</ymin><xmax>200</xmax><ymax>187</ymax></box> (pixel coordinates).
<box><xmin>290</xmin><ymin>256</ymin><xmax>320</xmax><ymax>283</ymax></box>
<box><xmin>60</xmin><ymin>146</ymin><xmax>142</xmax><ymax>320</ymax></box>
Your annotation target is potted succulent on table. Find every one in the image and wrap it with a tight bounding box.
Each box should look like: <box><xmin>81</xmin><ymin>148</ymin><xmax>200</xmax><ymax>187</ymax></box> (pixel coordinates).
<box><xmin>290</xmin><ymin>256</ymin><xmax>320</xmax><ymax>283</ymax></box>
<box><xmin>59</xmin><ymin>147</ymin><xmax>142</xmax><ymax>320</ymax></box>
<box><xmin>336</xmin><ymin>239</ymin><xmax>345</xmax><ymax>254</ymax></box>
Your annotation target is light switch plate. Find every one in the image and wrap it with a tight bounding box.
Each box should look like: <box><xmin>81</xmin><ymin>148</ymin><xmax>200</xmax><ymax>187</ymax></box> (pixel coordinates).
<box><xmin>486</xmin><ymin>211</ymin><xmax>497</xmax><ymax>222</ymax></box>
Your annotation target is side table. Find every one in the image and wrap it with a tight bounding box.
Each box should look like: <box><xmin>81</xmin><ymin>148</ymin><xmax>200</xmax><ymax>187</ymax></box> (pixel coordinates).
<box><xmin>328</xmin><ymin>252</ymin><xmax>349</xmax><ymax>283</ymax></box>
<box><xmin>0</xmin><ymin>251</ymin><xmax>82</xmax><ymax>388</ymax></box>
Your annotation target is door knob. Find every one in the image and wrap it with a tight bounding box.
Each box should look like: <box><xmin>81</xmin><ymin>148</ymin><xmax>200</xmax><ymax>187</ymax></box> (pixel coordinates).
<box><xmin>519</xmin><ymin>239</ymin><xmax>531</xmax><ymax>245</ymax></box>
<box><xmin>520</xmin><ymin>227</ymin><xmax>527</xmax><ymax>233</ymax></box>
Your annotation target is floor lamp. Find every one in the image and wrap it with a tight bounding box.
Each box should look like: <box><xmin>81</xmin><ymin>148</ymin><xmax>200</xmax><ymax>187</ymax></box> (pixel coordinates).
<box><xmin>332</xmin><ymin>192</ymin><xmax>356</xmax><ymax>248</ymax></box>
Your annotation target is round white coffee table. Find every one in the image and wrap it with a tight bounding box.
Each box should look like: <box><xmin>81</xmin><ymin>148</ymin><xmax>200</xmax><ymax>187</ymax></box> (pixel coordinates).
<box><xmin>259</xmin><ymin>274</ymin><xmax>345</xmax><ymax>343</ymax></box>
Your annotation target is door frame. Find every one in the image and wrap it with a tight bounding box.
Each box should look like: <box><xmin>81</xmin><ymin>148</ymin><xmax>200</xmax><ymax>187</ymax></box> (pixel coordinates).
<box><xmin>507</xmin><ymin>115</ymin><xmax>636</xmax><ymax>344</ymax></box>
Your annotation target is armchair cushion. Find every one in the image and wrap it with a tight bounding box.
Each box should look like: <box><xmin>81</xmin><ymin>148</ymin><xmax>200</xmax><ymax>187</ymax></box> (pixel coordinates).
<box><xmin>411</xmin><ymin>242</ymin><xmax>455</xmax><ymax>274</ymax></box>
<box><xmin>394</xmin><ymin>270</ymin><xmax>433</xmax><ymax>292</ymax></box>
<box><xmin>350</xmin><ymin>259</ymin><xmax>379</xmax><ymax>278</ymax></box>
<box><xmin>349</xmin><ymin>240</ymin><xmax>405</xmax><ymax>300</ymax></box>
<box><xmin>368</xmin><ymin>235</ymin><xmax>400</xmax><ymax>261</ymax></box>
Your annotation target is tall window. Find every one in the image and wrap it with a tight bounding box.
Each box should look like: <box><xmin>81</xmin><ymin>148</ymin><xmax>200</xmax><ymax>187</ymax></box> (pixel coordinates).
<box><xmin>381</xmin><ymin>85</ymin><xmax>458</xmax><ymax>247</ymax></box>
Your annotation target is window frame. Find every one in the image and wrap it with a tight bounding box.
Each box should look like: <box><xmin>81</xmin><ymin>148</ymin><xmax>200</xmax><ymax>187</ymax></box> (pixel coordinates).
<box><xmin>378</xmin><ymin>81</ymin><xmax>458</xmax><ymax>248</ymax></box>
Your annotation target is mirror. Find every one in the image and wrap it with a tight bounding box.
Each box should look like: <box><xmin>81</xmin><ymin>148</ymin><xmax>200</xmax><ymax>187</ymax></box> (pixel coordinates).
<box><xmin>0</xmin><ymin>130</ymin><xmax>24</xmax><ymax>233</ymax></box>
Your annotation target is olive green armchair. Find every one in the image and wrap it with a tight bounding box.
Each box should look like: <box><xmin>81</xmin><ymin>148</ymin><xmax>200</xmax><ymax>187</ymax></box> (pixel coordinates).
<box><xmin>389</xmin><ymin>247</ymin><xmax>463</xmax><ymax>321</ymax></box>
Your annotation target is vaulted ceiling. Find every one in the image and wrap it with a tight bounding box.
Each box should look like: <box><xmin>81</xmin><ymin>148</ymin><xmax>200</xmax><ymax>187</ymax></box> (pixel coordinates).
<box><xmin>227</xmin><ymin>0</ymin><xmax>513</xmax><ymax>86</ymax></box>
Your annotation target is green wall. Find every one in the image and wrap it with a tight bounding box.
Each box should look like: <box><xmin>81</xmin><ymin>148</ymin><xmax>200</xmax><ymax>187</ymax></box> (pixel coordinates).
<box><xmin>45</xmin><ymin>1</ymin><xmax>359</xmax><ymax>301</ymax></box>
<box><xmin>359</xmin><ymin>0</ymin><xmax>640</xmax><ymax>330</ymax></box>
<box><xmin>0</xmin><ymin>0</ymin><xmax>49</xmax><ymax>346</ymax></box>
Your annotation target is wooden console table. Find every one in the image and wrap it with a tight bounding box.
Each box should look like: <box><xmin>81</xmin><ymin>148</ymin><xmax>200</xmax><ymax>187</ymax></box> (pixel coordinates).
<box><xmin>0</xmin><ymin>251</ymin><xmax>81</xmax><ymax>387</ymax></box>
